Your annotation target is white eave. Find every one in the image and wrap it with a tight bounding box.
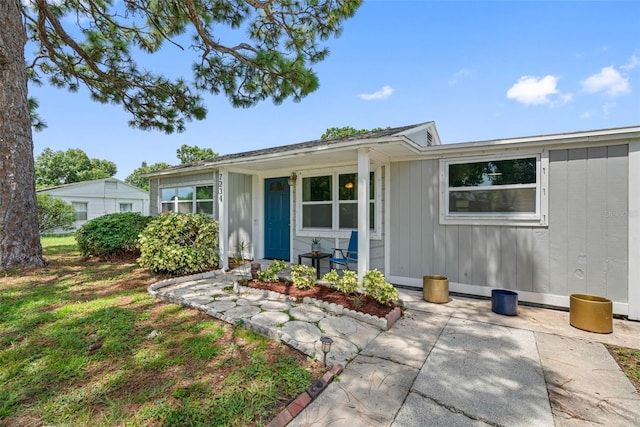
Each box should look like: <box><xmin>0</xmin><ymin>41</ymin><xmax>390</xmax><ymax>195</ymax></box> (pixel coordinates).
<box><xmin>144</xmin><ymin>124</ymin><xmax>639</xmax><ymax>178</ymax></box>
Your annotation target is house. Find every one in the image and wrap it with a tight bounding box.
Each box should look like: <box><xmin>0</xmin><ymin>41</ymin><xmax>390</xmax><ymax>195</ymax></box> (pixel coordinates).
<box><xmin>37</xmin><ymin>178</ymin><xmax>149</xmax><ymax>231</ymax></box>
<box><xmin>144</xmin><ymin>122</ymin><xmax>640</xmax><ymax>320</ymax></box>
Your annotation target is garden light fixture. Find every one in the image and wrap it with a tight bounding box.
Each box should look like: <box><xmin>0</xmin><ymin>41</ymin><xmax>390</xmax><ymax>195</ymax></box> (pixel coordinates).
<box><xmin>320</xmin><ymin>336</ymin><xmax>333</xmax><ymax>366</ymax></box>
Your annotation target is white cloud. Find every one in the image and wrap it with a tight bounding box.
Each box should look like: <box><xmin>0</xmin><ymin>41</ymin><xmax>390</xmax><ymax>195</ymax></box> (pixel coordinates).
<box><xmin>506</xmin><ymin>75</ymin><xmax>561</xmax><ymax>105</ymax></box>
<box><xmin>358</xmin><ymin>85</ymin><xmax>394</xmax><ymax>101</ymax></box>
<box><xmin>580</xmin><ymin>111</ymin><xmax>592</xmax><ymax>119</ymax></box>
<box><xmin>448</xmin><ymin>68</ymin><xmax>472</xmax><ymax>86</ymax></box>
<box><xmin>581</xmin><ymin>66</ymin><xmax>629</xmax><ymax>96</ymax></box>
<box><xmin>621</xmin><ymin>54</ymin><xmax>640</xmax><ymax>71</ymax></box>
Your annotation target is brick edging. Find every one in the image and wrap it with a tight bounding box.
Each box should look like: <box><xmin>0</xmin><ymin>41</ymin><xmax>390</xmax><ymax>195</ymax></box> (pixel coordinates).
<box><xmin>266</xmin><ymin>364</ymin><xmax>344</xmax><ymax>427</ymax></box>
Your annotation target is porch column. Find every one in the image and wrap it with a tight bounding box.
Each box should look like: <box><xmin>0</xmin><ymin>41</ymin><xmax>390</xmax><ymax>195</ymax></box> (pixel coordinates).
<box><xmin>629</xmin><ymin>141</ymin><xmax>640</xmax><ymax>321</ymax></box>
<box><xmin>357</xmin><ymin>148</ymin><xmax>370</xmax><ymax>280</ymax></box>
<box><xmin>218</xmin><ymin>169</ymin><xmax>229</xmax><ymax>271</ymax></box>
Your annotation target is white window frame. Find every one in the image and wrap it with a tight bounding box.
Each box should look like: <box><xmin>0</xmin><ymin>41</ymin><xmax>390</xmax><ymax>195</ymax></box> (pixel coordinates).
<box><xmin>439</xmin><ymin>152</ymin><xmax>548</xmax><ymax>226</ymax></box>
<box><xmin>296</xmin><ymin>166</ymin><xmax>382</xmax><ymax>239</ymax></box>
<box><xmin>119</xmin><ymin>203</ymin><xmax>133</xmax><ymax>212</ymax></box>
<box><xmin>72</xmin><ymin>202</ymin><xmax>88</xmax><ymax>221</ymax></box>
<box><xmin>159</xmin><ymin>184</ymin><xmax>215</xmax><ymax>216</ymax></box>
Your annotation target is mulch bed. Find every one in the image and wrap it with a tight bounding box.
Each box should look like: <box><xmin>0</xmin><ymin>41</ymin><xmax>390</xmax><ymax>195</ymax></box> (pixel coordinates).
<box><xmin>245</xmin><ymin>280</ymin><xmax>399</xmax><ymax>318</ymax></box>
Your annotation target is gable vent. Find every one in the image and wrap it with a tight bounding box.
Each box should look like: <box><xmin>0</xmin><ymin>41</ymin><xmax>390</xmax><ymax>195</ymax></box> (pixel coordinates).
<box><xmin>427</xmin><ymin>130</ymin><xmax>433</xmax><ymax>145</ymax></box>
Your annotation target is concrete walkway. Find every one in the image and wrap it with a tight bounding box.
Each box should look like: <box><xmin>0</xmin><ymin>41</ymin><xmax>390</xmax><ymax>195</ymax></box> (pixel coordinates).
<box><xmin>148</xmin><ymin>270</ymin><xmax>640</xmax><ymax>427</ymax></box>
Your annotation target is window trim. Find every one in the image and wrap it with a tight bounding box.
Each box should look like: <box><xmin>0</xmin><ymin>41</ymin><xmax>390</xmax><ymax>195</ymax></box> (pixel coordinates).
<box><xmin>72</xmin><ymin>201</ymin><xmax>88</xmax><ymax>221</ymax></box>
<box><xmin>159</xmin><ymin>184</ymin><xmax>215</xmax><ymax>216</ymax></box>
<box><xmin>439</xmin><ymin>153</ymin><xmax>548</xmax><ymax>226</ymax></box>
<box><xmin>296</xmin><ymin>166</ymin><xmax>382</xmax><ymax>239</ymax></box>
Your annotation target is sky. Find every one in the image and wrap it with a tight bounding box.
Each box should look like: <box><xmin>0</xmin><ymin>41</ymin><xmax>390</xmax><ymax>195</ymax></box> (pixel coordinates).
<box><xmin>29</xmin><ymin>0</ymin><xmax>640</xmax><ymax>180</ymax></box>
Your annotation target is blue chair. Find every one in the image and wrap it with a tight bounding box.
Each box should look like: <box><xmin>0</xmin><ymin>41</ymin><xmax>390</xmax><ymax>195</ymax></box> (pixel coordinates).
<box><xmin>329</xmin><ymin>231</ymin><xmax>358</xmax><ymax>270</ymax></box>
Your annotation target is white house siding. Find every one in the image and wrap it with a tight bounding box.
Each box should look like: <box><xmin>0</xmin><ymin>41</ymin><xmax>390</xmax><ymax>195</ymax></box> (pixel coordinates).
<box><xmin>228</xmin><ymin>173</ymin><xmax>253</xmax><ymax>258</ymax></box>
<box><xmin>388</xmin><ymin>144</ymin><xmax>629</xmax><ymax>313</ymax></box>
<box><xmin>38</xmin><ymin>179</ymin><xmax>149</xmax><ymax>232</ymax></box>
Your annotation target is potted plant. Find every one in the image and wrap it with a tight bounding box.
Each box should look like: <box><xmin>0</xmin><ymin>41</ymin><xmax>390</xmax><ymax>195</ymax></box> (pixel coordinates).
<box><xmin>311</xmin><ymin>238</ymin><xmax>321</xmax><ymax>254</ymax></box>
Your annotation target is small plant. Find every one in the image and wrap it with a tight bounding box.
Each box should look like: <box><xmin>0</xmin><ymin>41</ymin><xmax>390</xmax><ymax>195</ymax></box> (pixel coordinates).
<box><xmin>321</xmin><ymin>270</ymin><xmax>340</xmax><ymax>285</ymax></box>
<box><xmin>291</xmin><ymin>264</ymin><xmax>317</xmax><ymax>290</ymax></box>
<box><xmin>322</xmin><ymin>269</ymin><xmax>358</xmax><ymax>295</ymax></box>
<box><xmin>311</xmin><ymin>238</ymin><xmax>320</xmax><ymax>244</ymax></box>
<box><xmin>362</xmin><ymin>269</ymin><xmax>399</xmax><ymax>305</ymax></box>
<box><xmin>257</xmin><ymin>260</ymin><xmax>288</xmax><ymax>283</ymax></box>
<box><xmin>233</xmin><ymin>239</ymin><xmax>249</xmax><ymax>265</ymax></box>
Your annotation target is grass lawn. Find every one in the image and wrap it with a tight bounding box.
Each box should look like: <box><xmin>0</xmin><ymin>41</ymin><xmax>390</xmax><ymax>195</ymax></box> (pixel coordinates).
<box><xmin>0</xmin><ymin>236</ymin><xmax>324</xmax><ymax>426</ymax></box>
<box><xmin>607</xmin><ymin>345</ymin><xmax>640</xmax><ymax>392</ymax></box>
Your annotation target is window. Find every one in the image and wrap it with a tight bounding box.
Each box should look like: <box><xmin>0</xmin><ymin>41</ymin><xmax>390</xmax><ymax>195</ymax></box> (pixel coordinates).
<box><xmin>72</xmin><ymin>202</ymin><xmax>88</xmax><ymax>221</ymax></box>
<box><xmin>161</xmin><ymin>185</ymin><xmax>214</xmax><ymax>215</ymax></box>
<box><xmin>441</xmin><ymin>155</ymin><xmax>546</xmax><ymax>225</ymax></box>
<box><xmin>119</xmin><ymin>203</ymin><xmax>133</xmax><ymax>212</ymax></box>
<box><xmin>300</xmin><ymin>171</ymin><xmax>376</xmax><ymax>232</ymax></box>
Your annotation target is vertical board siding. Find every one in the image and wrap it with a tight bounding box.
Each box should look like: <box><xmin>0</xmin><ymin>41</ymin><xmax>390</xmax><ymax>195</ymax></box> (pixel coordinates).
<box><xmin>606</xmin><ymin>145</ymin><xmax>629</xmax><ymax>302</ymax></box>
<box><xmin>532</xmin><ymin>228</ymin><xmax>550</xmax><ymax>293</ymax></box>
<box><xmin>228</xmin><ymin>173</ymin><xmax>253</xmax><ymax>255</ymax></box>
<box><xmin>445</xmin><ymin>226</ymin><xmax>460</xmax><ymax>282</ymax></box>
<box><xmin>457</xmin><ymin>226</ymin><xmax>473</xmax><ymax>285</ymax></box>
<box><xmin>409</xmin><ymin>162</ymin><xmax>423</xmax><ymax>276</ymax></box>
<box><xmin>585</xmin><ymin>147</ymin><xmax>608</xmax><ymax>296</ymax></box>
<box><xmin>566</xmin><ymin>148</ymin><xmax>588</xmax><ymax>295</ymax></box>
<box><xmin>485</xmin><ymin>226</ymin><xmax>501</xmax><ymax>287</ymax></box>
<box><xmin>471</xmin><ymin>226</ymin><xmax>488</xmax><ymax>286</ymax></box>
<box><xmin>389</xmin><ymin>144</ymin><xmax>628</xmax><ymax>304</ymax></box>
<box><xmin>548</xmin><ymin>150</ymin><xmax>569</xmax><ymax>295</ymax></box>
<box><xmin>420</xmin><ymin>158</ymin><xmax>435</xmax><ymax>276</ymax></box>
<box><xmin>516</xmin><ymin>227</ymin><xmax>534</xmax><ymax>292</ymax></box>
<box><xmin>500</xmin><ymin>227</ymin><xmax>518</xmax><ymax>290</ymax></box>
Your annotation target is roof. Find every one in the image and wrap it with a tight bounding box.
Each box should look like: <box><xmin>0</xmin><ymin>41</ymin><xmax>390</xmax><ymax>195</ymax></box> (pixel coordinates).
<box><xmin>144</xmin><ymin>121</ymin><xmax>439</xmax><ymax>177</ymax></box>
<box><xmin>37</xmin><ymin>177</ymin><xmax>147</xmax><ymax>194</ymax></box>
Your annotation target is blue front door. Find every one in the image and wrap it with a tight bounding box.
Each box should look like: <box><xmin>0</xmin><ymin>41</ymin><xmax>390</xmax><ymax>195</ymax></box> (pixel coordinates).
<box><xmin>264</xmin><ymin>178</ymin><xmax>290</xmax><ymax>260</ymax></box>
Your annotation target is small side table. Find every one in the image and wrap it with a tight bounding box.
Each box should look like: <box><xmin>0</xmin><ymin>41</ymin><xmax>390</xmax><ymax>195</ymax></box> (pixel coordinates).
<box><xmin>298</xmin><ymin>252</ymin><xmax>330</xmax><ymax>279</ymax></box>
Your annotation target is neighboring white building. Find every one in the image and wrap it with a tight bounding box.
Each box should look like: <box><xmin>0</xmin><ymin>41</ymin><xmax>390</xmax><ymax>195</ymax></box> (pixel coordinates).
<box><xmin>38</xmin><ymin>178</ymin><xmax>149</xmax><ymax>231</ymax></box>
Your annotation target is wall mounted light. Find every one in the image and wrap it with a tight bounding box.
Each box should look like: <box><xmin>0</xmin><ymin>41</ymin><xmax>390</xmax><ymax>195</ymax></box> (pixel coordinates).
<box><xmin>288</xmin><ymin>172</ymin><xmax>298</xmax><ymax>186</ymax></box>
<box><xmin>344</xmin><ymin>181</ymin><xmax>354</xmax><ymax>189</ymax></box>
<box><xmin>320</xmin><ymin>336</ymin><xmax>333</xmax><ymax>366</ymax></box>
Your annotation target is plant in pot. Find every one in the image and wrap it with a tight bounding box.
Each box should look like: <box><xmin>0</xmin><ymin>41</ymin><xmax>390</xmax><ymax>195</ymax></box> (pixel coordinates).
<box><xmin>311</xmin><ymin>238</ymin><xmax>321</xmax><ymax>254</ymax></box>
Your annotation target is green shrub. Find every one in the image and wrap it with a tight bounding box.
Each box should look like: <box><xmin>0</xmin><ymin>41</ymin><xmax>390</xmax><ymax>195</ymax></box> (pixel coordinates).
<box><xmin>137</xmin><ymin>213</ymin><xmax>219</xmax><ymax>275</ymax></box>
<box><xmin>321</xmin><ymin>270</ymin><xmax>340</xmax><ymax>285</ymax></box>
<box><xmin>290</xmin><ymin>265</ymin><xmax>316</xmax><ymax>290</ymax></box>
<box><xmin>37</xmin><ymin>194</ymin><xmax>76</xmax><ymax>234</ymax></box>
<box><xmin>322</xmin><ymin>269</ymin><xmax>358</xmax><ymax>294</ymax></box>
<box><xmin>362</xmin><ymin>269</ymin><xmax>399</xmax><ymax>305</ymax></box>
<box><xmin>257</xmin><ymin>260</ymin><xmax>287</xmax><ymax>283</ymax></box>
<box><xmin>75</xmin><ymin>212</ymin><xmax>151</xmax><ymax>257</ymax></box>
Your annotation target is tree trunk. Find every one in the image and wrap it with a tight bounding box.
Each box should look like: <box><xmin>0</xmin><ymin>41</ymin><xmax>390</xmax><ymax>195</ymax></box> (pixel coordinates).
<box><xmin>0</xmin><ymin>1</ymin><xmax>45</xmax><ymax>271</ymax></box>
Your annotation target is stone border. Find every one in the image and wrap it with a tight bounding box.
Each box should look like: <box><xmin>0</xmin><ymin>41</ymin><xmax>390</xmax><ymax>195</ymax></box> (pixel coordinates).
<box><xmin>148</xmin><ymin>271</ymin><xmax>403</xmax><ymax>331</ymax></box>
<box><xmin>233</xmin><ymin>283</ymin><xmax>403</xmax><ymax>331</ymax></box>
<box><xmin>266</xmin><ymin>364</ymin><xmax>344</xmax><ymax>427</ymax></box>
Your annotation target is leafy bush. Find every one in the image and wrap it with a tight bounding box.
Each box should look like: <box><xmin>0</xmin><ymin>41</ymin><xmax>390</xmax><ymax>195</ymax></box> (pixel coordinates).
<box><xmin>290</xmin><ymin>265</ymin><xmax>316</xmax><ymax>290</ymax></box>
<box><xmin>257</xmin><ymin>260</ymin><xmax>288</xmax><ymax>283</ymax></box>
<box><xmin>37</xmin><ymin>194</ymin><xmax>76</xmax><ymax>234</ymax></box>
<box><xmin>362</xmin><ymin>269</ymin><xmax>399</xmax><ymax>305</ymax></box>
<box><xmin>137</xmin><ymin>213</ymin><xmax>219</xmax><ymax>275</ymax></box>
<box><xmin>322</xmin><ymin>269</ymin><xmax>358</xmax><ymax>294</ymax></box>
<box><xmin>75</xmin><ymin>212</ymin><xmax>151</xmax><ymax>257</ymax></box>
